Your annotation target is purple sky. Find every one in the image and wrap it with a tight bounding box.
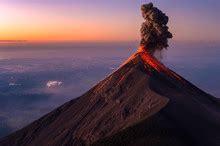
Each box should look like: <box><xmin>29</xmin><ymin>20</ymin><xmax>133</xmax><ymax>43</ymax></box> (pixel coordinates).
<box><xmin>0</xmin><ymin>0</ymin><xmax>220</xmax><ymax>42</ymax></box>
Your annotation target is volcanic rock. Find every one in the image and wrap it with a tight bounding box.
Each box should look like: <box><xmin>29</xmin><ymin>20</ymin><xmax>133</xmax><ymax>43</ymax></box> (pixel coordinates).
<box><xmin>0</xmin><ymin>48</ymin><xmax>220</xmax><ymax>146</ymax></box>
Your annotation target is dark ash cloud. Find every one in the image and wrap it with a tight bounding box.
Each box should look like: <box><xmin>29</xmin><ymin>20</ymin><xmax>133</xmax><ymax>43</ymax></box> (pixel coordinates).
<box><xmin>140</xmin><ymin>3</ymin><xmax>172</xmax><ymax>54</ymax></box>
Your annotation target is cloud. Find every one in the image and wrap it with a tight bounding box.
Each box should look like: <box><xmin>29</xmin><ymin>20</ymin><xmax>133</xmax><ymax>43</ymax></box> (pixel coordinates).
<box><xmin>46</xmin><ymin>81</ymin><xmax>62</xmax><ymax>88</ymax></box>
<box><xmin>9</xmin><ymin>83</ymin><xmax>21</xmax><ymax>86</ymax></box>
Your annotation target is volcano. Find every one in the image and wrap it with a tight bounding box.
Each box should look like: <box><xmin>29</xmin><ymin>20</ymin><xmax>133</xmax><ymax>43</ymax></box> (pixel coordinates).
<box><xmin>1</xmin><ymin>2</ymin><xmax>220</xmax><ymax>146</ymax></box>
<box><xmin>0</xmin><ymin>46</ymin><xmax>220</xmax><ymax>146</ymax></box>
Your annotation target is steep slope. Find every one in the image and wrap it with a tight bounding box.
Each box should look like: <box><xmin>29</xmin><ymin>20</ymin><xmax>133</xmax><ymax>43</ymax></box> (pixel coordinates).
<box><xmin>0</xmin><ymin>50</ymin><xmax>220</xmax><ymax>146</ymax></box>
<box><xmin>94</xmin><ymin>53</ymin><xmax>220</xmax><ymax>146</ymax></box>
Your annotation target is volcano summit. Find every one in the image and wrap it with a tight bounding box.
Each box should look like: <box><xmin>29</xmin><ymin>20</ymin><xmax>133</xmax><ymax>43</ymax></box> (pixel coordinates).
<box><xmin>1</xmin><ymin>3</ymin><xmax>220</xmax><ymax>146</ymax></box>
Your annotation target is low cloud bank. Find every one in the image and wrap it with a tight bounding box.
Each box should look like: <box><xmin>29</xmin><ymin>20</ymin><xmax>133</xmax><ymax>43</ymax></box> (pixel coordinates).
<box><xmin>46</xmin><ymin>81</ymin><xmax>62</xmax><ymax>88</ymax></box>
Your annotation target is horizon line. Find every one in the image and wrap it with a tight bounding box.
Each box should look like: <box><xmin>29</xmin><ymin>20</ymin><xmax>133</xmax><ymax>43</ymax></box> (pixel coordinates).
<box><xmin>0</xmin><ymin>39</ymin><xmax>219</xmax><ymax>44</ymax></box>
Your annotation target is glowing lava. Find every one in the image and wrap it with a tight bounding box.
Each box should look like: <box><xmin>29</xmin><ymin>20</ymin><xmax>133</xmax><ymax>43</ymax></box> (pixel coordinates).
<box><xmin>138</xmin><ymin>46</ymin><xmax>183</xmax><ymax>81</ymax></box>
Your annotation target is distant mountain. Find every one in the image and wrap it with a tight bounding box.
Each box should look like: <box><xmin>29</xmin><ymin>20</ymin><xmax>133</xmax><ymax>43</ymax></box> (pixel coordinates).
<box><xmin>1</xmin><ymin>47</ymin><xmax>220</xmax><ymax>146</ymax></box>
<box><xmin>0</xmin><ymin>40</ymin><xmax>27</xmax><ymax>43</ymax></box>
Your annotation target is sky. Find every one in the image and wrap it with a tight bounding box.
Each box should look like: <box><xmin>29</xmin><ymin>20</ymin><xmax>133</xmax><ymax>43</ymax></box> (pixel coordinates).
<box><xmin>0</xmin><ymin>0</ymin><xmax>220</xmax><ymax>42</ymax></box>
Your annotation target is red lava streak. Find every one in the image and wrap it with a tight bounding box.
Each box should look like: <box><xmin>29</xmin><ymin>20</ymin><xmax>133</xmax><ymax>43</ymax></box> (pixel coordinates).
<box><xmin>138</xmin><ymin>46</ymin><xmax>183</xmax><ymax>81</ymax></box>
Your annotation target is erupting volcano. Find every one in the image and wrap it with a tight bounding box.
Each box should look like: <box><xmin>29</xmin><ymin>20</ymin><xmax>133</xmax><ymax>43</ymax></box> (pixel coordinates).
<box><xmin>1</xmin><ymin>3</ymin><xmax>220</xmax><ymax>146</ymax></box>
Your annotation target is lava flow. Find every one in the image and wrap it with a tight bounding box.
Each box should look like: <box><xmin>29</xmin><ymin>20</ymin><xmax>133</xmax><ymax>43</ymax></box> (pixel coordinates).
<box><xmin>137</xmin><ymin>46</ymin><xmax>183</xmax><ymax>82</ymax></box>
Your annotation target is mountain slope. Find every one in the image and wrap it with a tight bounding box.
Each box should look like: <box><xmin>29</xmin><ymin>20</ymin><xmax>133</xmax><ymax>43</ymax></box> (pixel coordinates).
<box><xmin>0</xmin><ymin>50</ymin><xmax>220</xmax><ymax>146</ymax></box>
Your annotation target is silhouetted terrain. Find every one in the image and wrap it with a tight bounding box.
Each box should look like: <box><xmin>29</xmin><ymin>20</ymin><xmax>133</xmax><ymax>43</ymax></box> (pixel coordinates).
<box><xmin>0</xmin><ymin>50</ymin><xmax>220</xmax><ymax>146</ymax></box>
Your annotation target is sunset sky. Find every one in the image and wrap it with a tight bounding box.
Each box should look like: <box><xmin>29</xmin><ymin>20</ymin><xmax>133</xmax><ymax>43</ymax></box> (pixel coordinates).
<box><xmin>0</xmin><ymin>0</ymin><xmax>220</xmax><ymax>42</ymax></box>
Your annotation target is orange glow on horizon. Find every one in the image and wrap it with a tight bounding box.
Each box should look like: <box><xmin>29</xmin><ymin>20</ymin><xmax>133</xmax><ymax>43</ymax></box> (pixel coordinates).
<box><xmin>0</xmin><ymin>4</ymin><xmax>140</xmax><ymax>42</ymax></box>
<box><xmin>0</xmin><ymin>2</ymin><xmax>219</xmax><ymax>42</ymax></box>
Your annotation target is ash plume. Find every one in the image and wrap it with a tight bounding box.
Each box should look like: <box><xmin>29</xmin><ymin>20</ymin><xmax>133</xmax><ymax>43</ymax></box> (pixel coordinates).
<box><xmin>140</xmin><ymin>3</ymin><xmax>172</xmax><ymax>54</ymax></box>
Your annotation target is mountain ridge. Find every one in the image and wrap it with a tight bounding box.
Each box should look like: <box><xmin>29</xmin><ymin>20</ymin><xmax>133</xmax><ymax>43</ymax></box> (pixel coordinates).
<box><xmin>0</xmin><ymin>50</ymin><xmax>220</xmax><ymax>146</ymax></box>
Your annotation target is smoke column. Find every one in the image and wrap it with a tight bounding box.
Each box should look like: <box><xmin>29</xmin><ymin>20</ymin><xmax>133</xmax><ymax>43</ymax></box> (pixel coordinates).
<box><xmin>140</xmin><ymin>3</ymin><xmax>172</xmax><ymax>55</ymax></box>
